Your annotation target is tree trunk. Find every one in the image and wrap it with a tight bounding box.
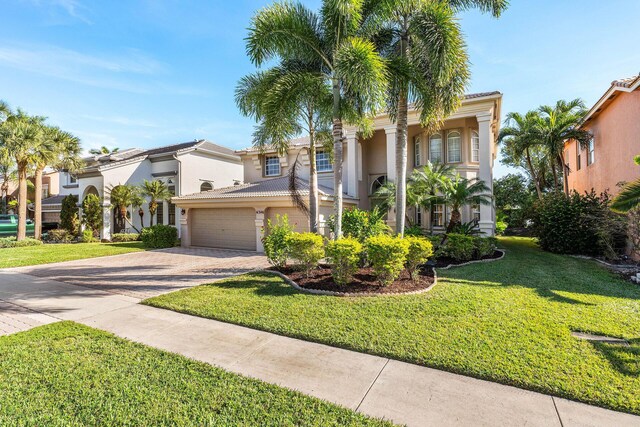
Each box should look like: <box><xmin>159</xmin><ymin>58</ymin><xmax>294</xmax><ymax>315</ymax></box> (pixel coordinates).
<box><xmin>17</xmin><ymin>164</ymin><xmax>27</xmax><ymax>241</ymax></box>
<box><xmin>446</xmin><ymin>207</ymin><xmax>461</xmax><ymax>232</ymax></box>
<box><xmin>551</xmin><ymin>162</ymin><xmax>559</xmax><ymax>191</ymax></box>
<box><xmin>139</xmin><ymin>209</ymin><xmax>145</xmax><ymax>229</ymax></box>
<box><xmin>34</xmin><ymin>167</ymin><xmax>43</xmax><ymax>239</ymax></box>
<box><xmin>149</xmin><ymin>201</ymin><xmax>156</xmax><ymax>226</ymax></box>
<box><xmin>560</xmin><ymin>154</ymin><xmax>569</xmax><ymax>196</ymax></box>
<box><xmin>1</xmin><ymin>181</ymin><xmax>8</xmax><ymax>214</ymax></box>
<box><xmin>308</xmin><ymin>117</ymin><xmax>319</xmax><ymax>233</ymax></box>
<box><xmin>525</xmin><ymin>147</ymin><xmax>542</xmax><ymax>199</ymax></box>
<box><xmin>332</xmin><ymin>77</ymin><xmax>343</xmax><ymax>239</ymax></box>
<box><xmin>395</xmin><ymin>88</ymin><xmax>409</xmax><ymax>237</ymax></box>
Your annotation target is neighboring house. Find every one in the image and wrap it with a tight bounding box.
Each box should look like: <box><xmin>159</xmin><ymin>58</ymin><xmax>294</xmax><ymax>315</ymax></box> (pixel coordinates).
<box><xmin>174</xmin><ymin>91</ymin><xmax>502</xmax><ymax>251</ymax></box>
<box><xmin>565</xmin><ymin>75</ymin><xmax>640</xmax><ymax>196</ymax></box>
<box><xmin>2</xmin><ymin>170</ymin><xmax>60</xmax><ymax>223</ymax></box>
<box><xmin>64</xmin><ymin>140</ymin><xmax>243</xmax><ymax>240</ymax></box>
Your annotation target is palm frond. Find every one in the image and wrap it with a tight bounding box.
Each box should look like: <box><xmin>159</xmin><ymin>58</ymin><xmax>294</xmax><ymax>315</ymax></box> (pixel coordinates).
<box><xmin>611</xmin><ymin>179</ymin><xmax>640</xmax><ymax>212</ymax></box>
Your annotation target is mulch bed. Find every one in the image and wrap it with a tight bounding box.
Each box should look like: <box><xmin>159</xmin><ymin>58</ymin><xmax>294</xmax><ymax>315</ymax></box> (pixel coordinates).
<box><xmin>434</xmin><ymin>250</ymin><xmax>503</xmax><ymax>268</ymax></box>
<box><xmin>275</xmin><ymin>265</ymin><xmax>435</xmax><ymax>295</ymax></box>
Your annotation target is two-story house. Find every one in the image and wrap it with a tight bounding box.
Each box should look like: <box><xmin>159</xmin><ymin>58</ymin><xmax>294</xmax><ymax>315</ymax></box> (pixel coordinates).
<box><xmin>174</xmin><ymin>91</ymin><xmax>502</xmax><ymax>251</ymax></box>
<box><xmin>564</xmin><ymin>75</ymin><xmax>640</xmax><ymax>196</ymax></box>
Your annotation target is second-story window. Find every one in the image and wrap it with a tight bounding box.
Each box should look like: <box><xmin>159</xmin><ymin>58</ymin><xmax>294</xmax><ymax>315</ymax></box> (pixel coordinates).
<box><xmin>414</xmin><ymin>135</ymin><xmax>422</xmax><ymax>167</ymax></box>
<box><xmin>316</xmin><ymin>150</ymin><xmax>332</xmax><ymax>172</ymax></box>
<box><xmin>471</xmin><ymin>130</ymin><xmax>480</xmax><ymax>162</ymax></box>
<box><xmin>200</xmin><ymin>181</ymin><xmax>213</xmax><ymax>192</ymax></box>
<box><xmin>429</xmin><ymin>134</ymin><xmax>442</xmax><ymax>163</ymax></box>
<box><xmin>576</xmin><ymin>142</ymin><xmax>582</xmax><ymax>170</ymax></box>
<box><xmin>587</xmin><ymin>138</ymin><xmax>595</xmax><ymax>165</ymax></box>
<box><xmin>68</xmin><ymin>174</ymin><xmax>77</xmax><ymax>185</ymax></box>
<box><xmin>447</xmin><ymin>131</ymin><xmax>461</xmax><ymax>163</ymax></box>
<box><xmin>264</xmin><ymin>155</ymin><xmax>281</xmax><ymax>176</ymax></box>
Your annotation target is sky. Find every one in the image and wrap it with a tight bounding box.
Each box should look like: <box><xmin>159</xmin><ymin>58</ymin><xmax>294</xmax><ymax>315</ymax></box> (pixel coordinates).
<box><xmin>1</xmin><ymin>0</ymin><xmax>639</xmax><ymax>178</ymax></box>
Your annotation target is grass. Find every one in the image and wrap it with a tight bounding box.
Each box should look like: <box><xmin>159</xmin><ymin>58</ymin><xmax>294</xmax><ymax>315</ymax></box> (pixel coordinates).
<box><xmin>0</xmin><ymin>322</ymin><xmax>392</xmax><ymax>426</ymax></box>
<box><xmin>0</xmin><ymin>241</ymin><xmax>146</xmax><ymax>268</ymax></box>
<box><xmin>145</xmin><ymin>237</ymin><xmax>640</xmax><ymax>415</ymax></box>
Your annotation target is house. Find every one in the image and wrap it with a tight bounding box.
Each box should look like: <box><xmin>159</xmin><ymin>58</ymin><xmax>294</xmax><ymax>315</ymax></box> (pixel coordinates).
<box><xmin>61</xmin><ymin>140</ymin><xmax>243</xmax><ymax>240</ymax></box>
<box><xmin>564</xmin><ymin>75</ymin><xmax>640</xmax><ymax>196</ymax></box>
<box><xmin>2</xmin><ymin>170</ymin><xmax>61</xmax><ymax>224</ymax></box>
<box><xmin>174</xmin><ymin>91</ymin><xmax>502</xmax><ymax>251</ymax></box>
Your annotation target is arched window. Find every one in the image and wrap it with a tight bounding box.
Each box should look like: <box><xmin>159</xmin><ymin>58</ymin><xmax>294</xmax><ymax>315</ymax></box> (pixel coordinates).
<box><xmin>429</xmin><ymin>134</ymin><xmax>442</xmax><ymax>163</ymax></box>
<box><xmin>447</xmin><ymin>131</ymin><xmax>461</xmax><ymax>163</ymax></box>
<box><xmin>371</xmin><ymin>175</ymin><xmax>387</xmax><ymax>195</ymax></box>
<box><xmin>471</xmin><ymin>130</ymin><xmax>479</xmax><ymax>162</ymax></box>
<box><xmin>200</xmin><ymin>181</ymin><xmax>213</xmax><ymax>192</ymax></box>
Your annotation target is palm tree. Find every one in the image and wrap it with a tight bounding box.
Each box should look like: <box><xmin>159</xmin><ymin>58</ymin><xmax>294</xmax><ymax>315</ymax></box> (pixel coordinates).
<box><xmin>369</xmin><ymin>0</ymin><xmax>506</xmax><ymax>237</ymax></box>
<box><xmin>409</xmin><ymin>161</ymin><xmax>455</xmax><ymax>233</ymax></box>
<box><xmin>611</xmin><ymin>155</ymin><xmax>640</xmax><ymax>212</ymax></box>
<box><xmin>139</xmin><ymin>179</ymin><xmax>172</xmax><ymax>226</ymax></box>
<box><xmin>236</xmin><ymin>64</ymin><xmax>332</xmax><ymax>232</ymax></box>
<box><xmin>108</xmin><ymin>184</ymin><xmax>141</xmax><ymax>233</ymax></box>
<box><xmin>131</xmin><ymin>192</ymin><xmax>146</xmax><ymax>229</ymax></box>
<box><xmin>246</xmin><ymin>0</ymin><xmax>388</xmax><ymax>238</ymax></box>
<box><xmin>538</xmin><ymin>99</ymin><xmax>591</xmax><ymax>195</ymax></box>
<box><xmin>441</xmin><ymin>175</ymin><xmax>492</xmax><ymax>232</ymax></box>
<box><xmin>89</xmin><ymin>146</ymin><xmax>119</xmax><ymax>156</ymax></box>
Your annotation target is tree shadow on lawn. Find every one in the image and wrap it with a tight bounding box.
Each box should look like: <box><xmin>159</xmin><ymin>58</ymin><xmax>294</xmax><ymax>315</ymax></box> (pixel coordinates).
<box><xmin>591</xmin><ymin>338</ymin><xmax>640</xmax><ymax>377</ymax></box>
<box><xmin>205</xmin><ymin>273</ymin><xmax>299</xmax><ymax>297</ymax></box>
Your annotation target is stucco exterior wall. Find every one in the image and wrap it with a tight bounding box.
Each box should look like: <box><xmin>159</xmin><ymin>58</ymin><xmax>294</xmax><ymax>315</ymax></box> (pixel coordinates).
<box><xmin>179</xmin><ymin>151</ymin><xmax>242</xmax><ymax>194</ymax></box>
<box><xmin>566</xmin><ymin>90</ymin><xmax>640</xmax><ymax>196</ymax></box>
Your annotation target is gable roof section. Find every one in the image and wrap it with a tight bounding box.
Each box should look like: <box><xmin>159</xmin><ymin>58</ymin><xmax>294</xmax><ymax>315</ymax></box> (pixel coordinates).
<box><xmin>173</xmin><ymin>176</ymin><xmax>350</xmax><ymax>201</ymax></box>
<box><xmin>582</xmin><ymin>75</ymin><xmax>640</xmax><ymax>126</ymax></box>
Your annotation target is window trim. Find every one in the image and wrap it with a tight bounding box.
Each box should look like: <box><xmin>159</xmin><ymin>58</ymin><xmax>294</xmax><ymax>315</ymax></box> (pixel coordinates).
<box><xmin>415</xmin><ymin>206</ymin><xmax>422</xmax><ymax>227</ymax></box>
<box><xmin>315</xmin><ymin>150</ymin><xmax>333</xmax><ymax>173</ymax></box>
<box><xmin>264</xmin><ymin>155</ymin><xmax>281</xmax><ymax>177</ymax></box>
<box><xmin>200</xmin><ymin>181</ymin><xmax>213</xmax><ymax>192</ymax></box>
<box><xmin>472</xmin><ymin>204</ymin><xmax>480</xmax><ymax>223</ymax></box>
<box><xmin>471</xmin><ymin>130</ymin><xmax>480</xmax><ymax>163</ymax></box>
<box><xmin>576</xmin><ymin>142</ymin><xmax>582</xmax><ymax>171</ymax></box>
<box><xmin>447</xmin><ymin>130</ymin><xmax>462</xmax><ymax>163</ymax></box>
<box><xmin>370</xmin><ymin>175</ymin><xmax>387</xmax><ymax>196</ymax></box>
<box><xmin>431</xmin><ymin>204</ymin><xmax>444</xmax><ymax>228</ymax></box>
<box><xmin>414</xmin><ymin>135</ymin><xmax>422</xmax><ymax>167</ymax></box>
<box><xmin>587</xmin><ymin>138</ymin><xmax>595</xmax><ymax>166</ymax></box>
<box><xmin>429</xmin><ymin>133</ymin><xmax>443</xmax><ymax>163</ymax></box>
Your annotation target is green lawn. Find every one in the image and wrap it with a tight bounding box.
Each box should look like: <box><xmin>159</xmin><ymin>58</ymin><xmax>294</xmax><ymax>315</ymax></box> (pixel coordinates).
<box><xmin>145</xmin><ymin>237</ymin><xmax>640</xmax><ymax>415</ymax></box>
<box><xmin>0</xmin><ymin>322</ymin><xmax>391</xmax><ymax>426</ymax></box>
<box><xmin>0</xmin><ymin>241</ymin><xmax>146</xmax><ymax>268</ymax></box>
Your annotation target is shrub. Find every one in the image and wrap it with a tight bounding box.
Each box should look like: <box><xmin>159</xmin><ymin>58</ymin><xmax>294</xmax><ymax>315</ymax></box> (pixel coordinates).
<box><xmin>365</xmin><ymin>235</ymin><xmax>409</xmax><ymax>285</ymax></box>
<box><xmin>473</xmin><ymin>236</ymin><xmax>498</xmax><ymax>258</ymax></box>
<box><xmin>439</xmin><ymin>233</ymin><xmax>475</xmax><ymax>262</ymax></box>
<box><xmin>140</xmin><ymin>225</ymin><xmax>178</xmax><ymax>249</ymax></box>
<box><xmin>448</xmin><ymin>221</ymin><xmax>481</xmax><ymax>236</ymax></box>
<box><xmin>45</xmin><ymin>229</ymin><xmax>73</xmax><ymax>243</ymax></box>
<box><xmin>0</xmin><ymin>237</ymin><xmax>43</xmax><ymax>248</ymax></box>
<box><xmin>112</xmin><ymin>233</ymin><xmax>140</xmax><ymax>242</ymax></box>
<box><xmin>531</xmin><ymin>190</ymin><xmax>627</xmax><ymax>258</ymax></box>
<box><xmin>325</xmin><ymin>238</ymin><xmax>362</xmax><ymax>285</ymax></box>
<box><xmin>60</xmin><ymin>195</ymin><xmax>79</xmax><ymax>235</ymax></box>
<box><xmin>263</xmin><ymin>214</ymin><xmax>293</xmax><ymax>268</ymax></box>
<box><xmin>495</xmin><ymin>220</ymin><xmax>508</xmax><ymax>236</ymax></box>
<box><xmin>82</xmin><ymin>194</ymin><xmax>103</xmax><ymax>237</ymax></box>
<box><xmin>328</xmin><ymin>207</ymin><xmax>389</xmax><ymax>242</ymax></box>
<box><xmin>404</xmin><ymin>236</ymin><xmax>433</xmax><ymax>280</ymax></box>
<box><xmin>286</xmin><ymin>232</ymin><xmax>324</xmax><ymax>276</ymax></box>
<box><xmin>82</xmin><ymin>229</ymin><xmax>98</xmax><ymax>243</ymax></box>
<box><xmin>404</xmin><ymin>225</ymin><xmax>424</xmax><ymax>237</ymax></box>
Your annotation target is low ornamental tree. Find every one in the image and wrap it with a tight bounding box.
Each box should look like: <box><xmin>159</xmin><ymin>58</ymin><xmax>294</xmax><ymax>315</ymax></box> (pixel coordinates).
<box><xmin>81</xmin><ymin>194</ymin><xmax>102</xmax><ymax>238</ymax></box>
<box><xmin>60</xmin><ymin>194</ymin><xmax>79</xmax><ymax>235</ymax></box>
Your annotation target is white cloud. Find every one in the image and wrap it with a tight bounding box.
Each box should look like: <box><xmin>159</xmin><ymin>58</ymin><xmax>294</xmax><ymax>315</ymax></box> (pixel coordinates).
<box><xmin>23</xmin><ymin>0</ymin><xmax>92</xmax><ymax>24</ymax></box>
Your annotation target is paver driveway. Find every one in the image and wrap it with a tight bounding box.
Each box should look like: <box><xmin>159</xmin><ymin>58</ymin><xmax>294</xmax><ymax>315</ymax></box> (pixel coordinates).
<box><xmin>7</xmin><ymin>247</ymin><xmax>269</xmax><ymax>300</ymax></box>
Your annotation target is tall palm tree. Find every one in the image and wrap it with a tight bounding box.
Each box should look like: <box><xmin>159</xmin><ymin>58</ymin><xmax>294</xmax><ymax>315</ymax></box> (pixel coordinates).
<box><xmin>108</xmin><ymin>184</ymin><xmax>141</xmax><ymax>233</ymax></box>
<box><xmin>0</xmin><ymin>114</ymin><xmax>41</xmax><ymax>240</ymax></box>
<box><xmin>236</xmin><ymin>63</ymin><xmax>332</xmax><ymax>232</ymax></box>
<box><xmin>89</xmin><ymin>146</ymin><xmax>119</xmax><ymax>156</ymax></box>
<box><xmin>611</xmin><ymin>155</ymin><xmax>640</xmax><ymax>212</ymax></box>
<box><xmin>139</xmin><ymin>179</ymin><xmax>172</xmax><ymax>226</ymax></box>
<box><xmin>498</xmin><ymin>111</ymin><xmax>546</xmax><ymax>199</ymax></box>
<box><xmin>441</xmin><ymin>175</ymin><xmax>492</xmax><ymax>232</ymax></box>
<box><xmin>538</xmin><ymin>99</ymin><xmax>591</xmax><ymax>195</ymax></box>
<box><xmin>246</xmin><ymin>0</ymin><xmax>388</xmax><ymax>238</ymax></box>
<box><xmin>369</xmin><ymin>0</ymin><xmax>506</xmax><ymax>237</ymax></box>
<box><xmin>409</xmin><ymin>161</ymin><xmax>454</xmax><ymax>233</ymax></box>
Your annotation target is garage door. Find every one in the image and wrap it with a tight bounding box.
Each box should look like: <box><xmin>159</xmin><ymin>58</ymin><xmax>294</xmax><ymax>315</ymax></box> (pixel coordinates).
<box><xmin>266</xmin><ymin>207</ymin><xmax>309</xmax><ymax>233</ymax></box>
<box><xmin>190</xmin><ymin>208</ymin><xmax>256</xmax><ymax>250</ymax></box>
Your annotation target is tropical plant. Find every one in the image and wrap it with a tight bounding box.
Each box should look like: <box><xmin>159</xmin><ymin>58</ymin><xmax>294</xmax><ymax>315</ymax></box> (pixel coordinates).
<box><xmin>493</xmin><ymin>173</ymin><xmax>535</xmax><ymax>228</ymax></box>
<box><xmin>140</xmin><ymin>179</ymin><xmax>171</xmax><ymax>226</ymax></box>
<box><xmin>263</xmin><ymin>214</ymin><xmax>293</xmax><ymax>268</ymax></box>
<box><xmin>368</xmin><ymin>0</ymin><xmax>506</xmax><ymax>237</ymax></box>
<box><xmin>89</xmin><ymin>146</ymin><xmax>119</xmax><ymax>156</ymax></box>
<box><xmin>409</xmin><ymin>161</ymin><xmax>454</xmax><ymax>233</ymax></box>
<box><xmin>440</xmin><ymin>175</ymin><xmax>491</xmax><ymax>232</ymax></box>
<box><xmin>108</xmin><ymin>184</ymin><xmax>141</xmax><ymax>233</ymax></box>
<box><xmin>245</xmin><ymin>0</ymin><xmax>388</xmax><ymax>238</ymax></box>
<box><xmin>60</xmin><ymin>194</ymin><xmax>80</xmax><ymax>235</ymax></box>
<box><xmin>81</xmin><ymin>193</ymin><xmax>103</xmax><ymax>238</ymax></box>
<box><xmin>611</xmin><ymin>155</ymin><xmax>640</xmax><ymax>212</ymax></box>
<box><xmin>327</xmin><ymin>206</ymin><xmax>389</xmax><ymax>242</ymax></box>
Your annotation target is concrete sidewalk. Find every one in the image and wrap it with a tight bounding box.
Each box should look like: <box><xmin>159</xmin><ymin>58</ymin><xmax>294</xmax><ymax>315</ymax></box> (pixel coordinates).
<box><xmin>1</xmin><ymin>270</ymin><xmax>639</xmax><ymax>426</ymax></box>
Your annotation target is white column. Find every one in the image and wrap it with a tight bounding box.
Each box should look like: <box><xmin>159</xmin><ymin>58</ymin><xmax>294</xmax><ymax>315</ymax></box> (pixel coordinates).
<box><xmin>318</xmin><ymin>212</ymin><xmax>327</xmax><ymax>238</ymax></box>
<box><xmin>179</xmin><ymin>207</ymin><xmax>190</xmax><ymax>247</ymax></box>
<box><xmin>346</xmin><ymin>133</ymin><xmax>358</xmax><ymax>198</ymax></box>
<box><xmin>476</xmin><ymin>112</ymin><xmax>494</xmax><ymax>236</ymax></box>
<box><xmin>384</xmin><ymin>126</ymin><xmax>397</xmax><ymax>181</ymax></box>
<box><xmin>255</xmin><ymin>208</ymin><xmax>266</xmax><ymax>252</ymax></box>
<box><xmin>101</xmin><ymin>202</ymin><xmax>111</xmax><ymax>241</ymax></box>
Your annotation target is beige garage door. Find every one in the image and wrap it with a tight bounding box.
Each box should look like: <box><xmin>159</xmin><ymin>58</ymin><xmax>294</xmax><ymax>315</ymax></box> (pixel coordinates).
<box><xmin>266</xmin><ymin>207</ymin><xmax>309</xmax><ymax>233</ymax></box>
<box><xmin>190</xmin><ymin>208</ymin><xmax>256</xmax><ymax>250</ymax></box>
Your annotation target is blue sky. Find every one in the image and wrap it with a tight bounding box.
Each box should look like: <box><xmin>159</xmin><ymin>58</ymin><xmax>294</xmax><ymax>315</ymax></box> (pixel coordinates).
<box><xmin>1</xmin><ymin>0</ymin><xmax>639</xmax><ymax>177</ymax></box>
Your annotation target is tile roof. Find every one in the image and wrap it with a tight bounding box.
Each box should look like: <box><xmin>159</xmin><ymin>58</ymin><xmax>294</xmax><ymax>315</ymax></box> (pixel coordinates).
<box><xmin>41</xmin><ymin>195</ymin><xmax>67</xmax><ymax>206</ymax></box>
<box><xmin>173</xmin><ymin>176</ymin><xmax>344</xmax><ymax>201</ymax></box>
<box><xmin>463</xmin><ymin>91</ymin><xmax>501</xmax><ymax>99</ymax></box>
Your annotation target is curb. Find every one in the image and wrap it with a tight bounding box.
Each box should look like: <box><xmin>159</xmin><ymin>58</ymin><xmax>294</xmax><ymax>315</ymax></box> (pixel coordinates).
<box><xmin>436</xmin><ymin>249</ymin><xmax>506</xmax><ymax>270</ymax></box>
